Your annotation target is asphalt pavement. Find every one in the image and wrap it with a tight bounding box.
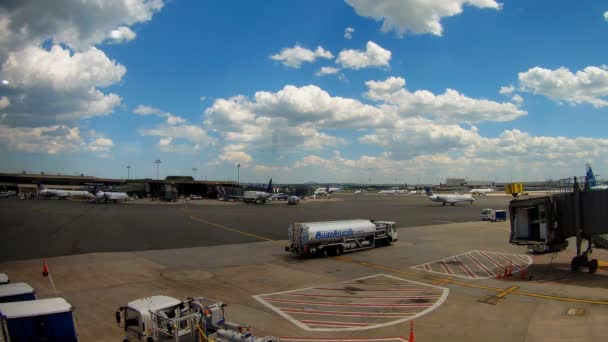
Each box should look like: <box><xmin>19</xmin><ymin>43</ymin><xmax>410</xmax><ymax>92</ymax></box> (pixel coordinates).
<box><xmin>0</xmin><ymin>194</ymin><xmax>510</xmax><ymax>261</ymax></box>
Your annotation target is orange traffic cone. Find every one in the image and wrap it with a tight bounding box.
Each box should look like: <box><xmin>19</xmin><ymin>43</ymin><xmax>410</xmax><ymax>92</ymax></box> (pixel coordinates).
<box><xmin>409</xmin><ymin>320</ymin><xmax>415</xmax><ymax>342</ymax></box>
<box><xmin>42</xmin><ymin>259</ymin><xmax>49</xmax><ymax>277</ymax></box>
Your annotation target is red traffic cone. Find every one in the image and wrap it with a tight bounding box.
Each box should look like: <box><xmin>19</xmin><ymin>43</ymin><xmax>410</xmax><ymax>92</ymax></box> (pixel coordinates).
<box><xmin>42</xmin><ymin>259</ymin><xmax>49</xmax><ymax>277</ymax></box>
<box><xmin>503</xmin><ymin>265</ymin><xmax>508</xmax><ymax>278</ymax></box>
<box><xmin>409</xmin><ymin>320</ymin><xmax>415</xmax><ymax>342</ymax></box>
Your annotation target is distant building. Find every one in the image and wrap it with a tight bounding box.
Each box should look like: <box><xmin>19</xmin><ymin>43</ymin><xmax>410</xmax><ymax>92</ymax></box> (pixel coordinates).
<box><xmin>445</xmin><ymin>178</ymin><xmax>466</xmax><ymax>187</ymax></box>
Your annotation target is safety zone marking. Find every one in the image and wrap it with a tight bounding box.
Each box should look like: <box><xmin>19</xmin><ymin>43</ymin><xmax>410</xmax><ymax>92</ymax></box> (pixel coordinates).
<box><xmin>280</xmin><ymin>338</ymin><xmax>408</xmax><ymax>342</ymax></box>
<box><xmin>253</xmin><ymin>274</ymin><xmax>448</xmax><ymax>332</ymax></box>
<box><xmin>411</xmin><ymin>250</ymin><xmax>533</xmax><ymax>280</ymax></box>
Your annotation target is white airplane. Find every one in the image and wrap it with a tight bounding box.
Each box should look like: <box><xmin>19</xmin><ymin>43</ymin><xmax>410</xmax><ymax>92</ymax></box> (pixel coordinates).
<box><xmin>0</xmin><ymin>190</ymin><xmax>17</xmax><ymax>198</ymax></box>
<box><xmin>469</xmin><ymin>186</ymin><xmax>495</xmax><ymax>196</ymax></box>
<box><xmin>378</xmin><ymin>189</ymin><xmax>397</xmax><ymax>195</ymax></box>
<box><xmin>94</xmin><ymin>186</ymin><xmax>129</xmax><ymax>203</ymax></box>
<box><xmin>425</xmin><ymin>187</ymin><xmax>474</xmax><ymax>206</ymax></box>
<box><xmin>38</xmin><ymin>184</ymin><xmax>92</xmax><ymax>199</ymax></box>
<box><xmin>314</xmin><ymin>186</ymin><xmax>341</xmax><ymax>195</ymax></box>
<box><xmin>354</xmin><ymin>190</ymin><xmax>367</xmax><ymax>194</ymax></box>
<box><xmin>243</xmin><ymin>179</ymin><xmax>274</xmax><ymax>204</ymax></box>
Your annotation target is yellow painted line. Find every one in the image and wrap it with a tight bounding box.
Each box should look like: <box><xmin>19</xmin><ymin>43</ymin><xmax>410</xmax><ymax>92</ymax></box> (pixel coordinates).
<box><xmin>186</xmin><ymin>215</ymin><xmax>608</xmax><ymax>306</ymax></box>
<box><xmin>189</xmin><ymin>215</ymin><xmax>279</xmax><ymax>243</ymax></box>
<box><xmin>432</xmin><ymin>276</ymin><xmax>453</xmax><ymax>285</ymax></box>
<box><xmin>495</xmin><ymin>286</ymin><xmax>519</xmax><ymax>298</ymax></box>
<box><xmin>598</xmin><ymin>260</ymin><xmax>608</xmax><ymax>268</ymax></box>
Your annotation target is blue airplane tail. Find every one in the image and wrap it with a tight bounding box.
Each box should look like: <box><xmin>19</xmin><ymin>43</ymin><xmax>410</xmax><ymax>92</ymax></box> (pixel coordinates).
<box><xmin>586</xmin><ymin>163</ymin><xmax>597</xmax><ymax>188</ymax></box>
<box><xmin>266</xmin><ymin>178</ymin><xmax>273</xmax><ymax>193</ymax></box>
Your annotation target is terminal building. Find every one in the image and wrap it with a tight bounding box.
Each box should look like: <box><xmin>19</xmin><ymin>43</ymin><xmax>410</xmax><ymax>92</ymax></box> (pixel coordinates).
<box><xmin>0</xmin><ymin>172</ymin><xmax>236</xmax><ymax>199</ymax></box>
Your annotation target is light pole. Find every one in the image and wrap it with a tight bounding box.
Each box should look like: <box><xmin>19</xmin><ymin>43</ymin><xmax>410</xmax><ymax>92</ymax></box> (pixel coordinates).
<box><xmin>192</xmin><ymin>167</ymin><xmax>198</xmax><ymax>180</ymax></box>
<box><xmin>127</xmin><ymin>165</ymin><xmax>131</xmax><ymax>180</ymax></box>
<box><xmin>155</xmin><ymin>159</ymin><xmax>161</xmax><ymax>180</ymax></box>
<box><xmin>237</xmin><ymin>164</ymin><xmax>240</xmax><ymax>184</ymax></box>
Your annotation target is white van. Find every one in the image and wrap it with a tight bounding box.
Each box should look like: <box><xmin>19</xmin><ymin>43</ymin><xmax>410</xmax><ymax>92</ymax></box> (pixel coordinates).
<box><xmin>481</xmin><ymin>208</ymin><xmax>492</xmax><ymax>220</ymax></box>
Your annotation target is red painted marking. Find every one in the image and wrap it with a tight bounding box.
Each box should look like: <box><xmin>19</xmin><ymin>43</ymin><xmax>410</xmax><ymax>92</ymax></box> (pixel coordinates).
<box><xmin>494</xmin><ymin>253</ymin><xmax>527</xmax><ymax>269</ymax></box>
<box><xmin>424</xmin><ymin>263</ymin><xmax>432</xmax><ymax>271</ymax></box>
<box><xmin>510</xmin><ymin>253</ymin><xmax>531</xmax><ymax>265</ymax></box>
<box><xmin>281</xmin><ymin>293</ymin><xmax>441</xmax><ymax>300</ymax></box>
<box><xmin>312</xmin><ymin>287</ymin><xmax>443</xmax><ymax>292</ymax></box>
<box><xmin>453</xmin><ymin>256</ymin><xmax>477</xmax><ymax>278</ymax></box>
<box><xmin>464</xmin><ymin>252</ymin><xmax>495</xmax><ymax>277</ymax></box>
<box><xmin>478</xmin><ymin>251</ymin><xmax>506</xmax><ymax>269</ymax></box>
<box><xmin>300</xmin><ymin>320</ymin><xmax>369</xmax><ymax>327</ymax></box>
<box><xmin>340</xmin><ymin>282</ymin><xmax>427</xmax><ymax>286</ymax></box>
<box><xmin>439</xmin><ymin>262</ymin><xmax>454</xmax><ymax>275</ymax></box>
<box><xmin>280</xmin><ymin>308</ymin><xmax>414</xmax><ymax>317</ymax></box>
<box><xmin>280</xmin><ymin>337</ymin><xmax>406</xmax><ymax>341</ymax></box>
<box><xmin>263</xmin><ymin>298</ymin><xmax>433</xmax><ymax>308</ymax></box>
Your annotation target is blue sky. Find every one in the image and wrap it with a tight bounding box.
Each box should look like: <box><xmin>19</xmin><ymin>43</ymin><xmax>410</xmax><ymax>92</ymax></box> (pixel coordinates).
<box><xmin>1</xmin><ymin>0</ymin><xmax>608</xmax><ymax>183</ymax></box>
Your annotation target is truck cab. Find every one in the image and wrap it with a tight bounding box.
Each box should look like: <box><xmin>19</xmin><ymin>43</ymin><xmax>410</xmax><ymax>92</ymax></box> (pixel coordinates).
<box><xmin>117</xmin><ymin>295</ymin><xmax>187</xmax><ymax>341</ymax></box>
<box><xmin>481</xmin><ymin>208</ymin><xmax>492</xmax><ymax>220</ymax></box>
<box><xmin>374</xmin><ymin>221</ymin><xmax>398</xmax><ymax>243</ymax></box>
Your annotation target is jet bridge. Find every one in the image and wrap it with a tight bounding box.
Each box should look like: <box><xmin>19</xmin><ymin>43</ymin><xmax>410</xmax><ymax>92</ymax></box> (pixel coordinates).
<box><xmin>509</xmin><ymin>177</ymin><xmax>608</xmax><ymax>273</ymax></box>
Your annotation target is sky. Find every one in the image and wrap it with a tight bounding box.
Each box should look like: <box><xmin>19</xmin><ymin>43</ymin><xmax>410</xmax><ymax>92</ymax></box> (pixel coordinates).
<box><xmin>1</xmin><ymin>0</ymin><xmax>608</xmax><ymax>184</ymax></box>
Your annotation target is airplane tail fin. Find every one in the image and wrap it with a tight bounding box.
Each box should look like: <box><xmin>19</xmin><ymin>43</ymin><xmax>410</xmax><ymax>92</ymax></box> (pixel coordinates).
<box><xmin>586</xmin><ymin>163</ymin><xmax>597</xmax><ymax>188</ymax></box>
<box><xmin>266</xmin><ymin>178</ymin><xmax>273</xmax><ymax>193</ymax></box>
<box><xmin>37</xmin><ymin>184</ymin><xmax>45</xmax><ymax>191</ymax></box>
<box><xmin>424</xmin><ymin>186</ymin><xmax>433</xmax><ymax>196</ymax></box>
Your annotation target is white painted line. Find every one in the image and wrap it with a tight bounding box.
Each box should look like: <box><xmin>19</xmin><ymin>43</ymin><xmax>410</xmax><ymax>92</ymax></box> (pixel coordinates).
<box><xmin>253</xmin><ymin>274</ymin><xmax>449</xmax><ymax>332</ymax></box>
<box><xmin>453</xmin><ymin>256</ymin><xmax>478</xmax><ymax>278</ymax></box>
<box><xmin>280</xmin><ymin>337</ymin><xmax>407</xmax><ymax>342</ymax></box>
<box><xmin>280</xmin><ymin>293</ymin><xmax>441</xmax><ymax>300</ymax></box>
<box><xmin>301</xmin><ymin>320</ymin><xmax>369</xmax><ymax>327</ymax></box>
<box><xmin>279</xmin><ymin>308</ymin><xmax>415</xmax><ymax>317</ymax></box>
<box><xmin>263</xmin><ymin>298</ymin><xmax>433</xmax><ymax>308</ymax></box>
<box><xmin>464</xmin><ymin>252</ymin><xmax>495</xmax><ymax>277</ymax></box>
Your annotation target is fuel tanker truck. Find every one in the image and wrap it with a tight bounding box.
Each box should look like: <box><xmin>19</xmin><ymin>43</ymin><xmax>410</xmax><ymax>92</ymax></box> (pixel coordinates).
<box><xmin>285</xmin><ymin>219</ymin><xmax>397</xmax><ymax>256</ymax></box>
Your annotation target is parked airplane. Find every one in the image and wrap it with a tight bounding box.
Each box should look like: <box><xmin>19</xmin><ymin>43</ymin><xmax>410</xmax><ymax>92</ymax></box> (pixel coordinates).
<box><xmin>469</xmin><ymin>183</ymin><xmax>495</xmax><ymax>196</ymax></box>
<box><xmin>354</xmin><ymin>190</ymin><xmax>367</xmax><ymax>194</ymax></box>
<box><xmin>378</xmin><ymin>189</ymin><xmax>397</xmax><ymax>195</ymax></box>
<box><xmin>94</xmin><ymin>186</ymin><xmax>129</xmax><ymax>203</ymax></box>
<box><xmin>314</xmin><ymin>186</ymin><xmax>341</xmax><ymax>196</ymax></box>
<box><xmin>242</xmin><ymin>179</ymin><xmax>274</xmax><ymax>204</ymax></box>
<box><xmin>586</xmin><ymin>164</ymin><xmax>608</xmax><ymax>190</ymax></box>
<box><xmin>425</xmin><ymin>187</ymin><xmax>474</xmax><ymax>206</ymax></box>
<box><xmin>38</xmin><ymin>184</ymin><xmax>92</xmax><ymax>199</ymax></box>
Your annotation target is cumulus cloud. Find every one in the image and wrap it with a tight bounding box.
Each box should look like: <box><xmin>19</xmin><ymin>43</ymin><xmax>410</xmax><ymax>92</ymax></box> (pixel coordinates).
<box><xmin>511</xmin><ymin>94</ymin><xmax>524</xmax><ymax>105</ymax></box>
<box><xmin>219</xmin><ymin>144</ymin><xmax>253</xmax><ymax>166</ymax></box>
<box><xmin>517</xmin><ymin>66</ymin><xmax>608</xmax><ymax>107</ymax></box>
<box><xmin>604</xmin><ymin>11</ymin><xmax>608</xmax><ymax>21</ymax></box>
<box><xmin>108</xmin><ymin>26</ymin><xmax>137</xmax><ymax>43</ymax></box>
<box><xmin>365</xmin><ymin>76</ymin><xmax>526</xmax><ymax>124</ymax></box>
<box><xmin>0</xmin><ymin>0</ymin><xmax>164</xmax><ymax>53</ymax></box>
<box><xmin>336</xmin><ymin>41</ymin><xmax>391</xmax><ymax>69</ymax></box>
<box><xmin>1</xmin><ymin>45</ymin><xmax>125</xmax><ymax>126</ymax></box>
<box><xmin>0</xmin><ymin>124</ymin><xmax>113</xmax><ymax>155</ymax></box>
<box><xmin>344</xmin><ymin>0</ymin><xmax>501</xmax><ymax>37</ymax></box>
<box><xmin>140</xmin><ymin>122</ymin><xmax>214</xmax><ymax>154</ymax></box>
<box><xmin>499</xmin><ymin>85</ymin><xmax>515</xmax><ymax>95</ymax></box>
<box><xmin>344</xmin><ymin>27</ymin><xmax>355</xmax><ymax>39</ymax></box>
<box><xmin>270</xmin><ymin>45</ymin><xmax>333</xmax><ymax>68</ymax></box>
<box><xmin>315</xmin><ymin>66</ymin><xmax>341</xmax><ymax>76</ymax></box>
<box><xmin>254</xmin><ymin>165</ymin><xmax>289</xmax><ymax>173</ymax></box>
<box><xmin>134</xmin><ymin>105</ymin><xmax>186</xmax><ymax>125</ymax></box>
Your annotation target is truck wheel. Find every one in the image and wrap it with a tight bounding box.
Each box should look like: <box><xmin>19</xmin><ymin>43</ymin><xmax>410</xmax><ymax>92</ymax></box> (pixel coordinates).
<box><xmin>571</xmin><ymin>256</ymin><xmax>582</xmax><ymax>272</ymax></box>
<box><xmin>589</xmin><ymin>259</ymin><xmax>599</xmax><ymax>274</ymax></box>
<box><xmin>335</xmin><ymin>246</ymin><xmax>343</xmax><ymax>256</ymax></box>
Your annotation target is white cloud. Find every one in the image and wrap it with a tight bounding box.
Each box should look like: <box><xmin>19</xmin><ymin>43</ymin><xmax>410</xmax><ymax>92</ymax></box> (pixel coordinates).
<box><xmin>499</xmin><ymin>85</ymin><xmax>515</xmax><ymax>95</ymax></box>
<box><xmin>511</xmin><ymin>94</ymin><xmax>523</xmax><ymax>105</ymax></box>
<box><xmin>1</xmin><ymin>80</ymin><xmax>8</xmax><ymax>85</ymax></box>
<box><xmin>0</xmin><ymin>0</ymin><xmax>164</xmax><ymax>53</ymax></box>
<box><xmin>270</xmin><ymin>45</ymin><xmax>333</xmax><ymax>68</ymax></box>
<box><xmin>140</xmin><ymin>123</ymin><xmax>214</xmax><ymax>150</ymax></box>
<box><xmin>0</xmin><ymin>96</ymin><xmax>9</xmax><ymax>110</ymax></box>
<box><xmin>108</xmin><ymin>26</ymin><xmax>137</xmax><ymax>43</ymax></box>
<box><xmin>1</xmin><ymin>45</ymin><xmax>125</xmax><ymax>126</ymax></box>
<box><xmin>0</xmin><ymin>124</ymin><xmax>113</xmax><ymax>155</ymax></box>
<box><xmin>344</xmin><ymin>27</ymin><xmax>355</xmax><ymax>39</ymax></box>
<box><xmin>365</xmin><ymin>76</ymin><xmax>526</xmax><ymax>124</ymax></box>
<box><xmin>219</xmin><ymin>145</ymin><xmax>253</xmax><ymax>166</ymax></box>
<box><xmin>254</xmin><ymin>165</ymin><xmax>289</xmax><ymax>172</ymax></box>
<box><xmin>518</xmin><ymin>66</ymin><xmax>608</xmax><ymax>107</ymax></box>
<box><xmin>315</xmin><ymin>66</ymin><xmax>341</xmax><ymax>76</ymax></box>
<box><xmin>336</xmin><ymin>41</ymin><xmax>391</xmax><ymax>70</ymax></box>
<box><xmin>133</xmin><ymin>105</ymin><xmax>186</xmax><ymax>125</ymax></box>
<box><xmin>604</xmin><ymin>11</ymin><xmax>608</xmax><ymax>21</ymax></box>
<box><xmin>345</xmin><ymin>0</ymin><xmax>501</xmax><ymax>37</ymax></box>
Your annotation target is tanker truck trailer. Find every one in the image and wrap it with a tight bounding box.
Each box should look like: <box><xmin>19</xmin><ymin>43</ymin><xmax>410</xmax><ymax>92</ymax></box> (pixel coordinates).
<box><xmin>286</xmin><ymin>219</ymin><xmax>397</xmax><ymax>256</ymax></box>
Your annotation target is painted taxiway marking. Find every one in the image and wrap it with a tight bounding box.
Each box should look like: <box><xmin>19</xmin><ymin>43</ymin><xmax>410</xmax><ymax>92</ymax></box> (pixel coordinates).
<box><xmin>496</xmin><ymin>286</ymin><xmax>519</xmax><ymax>299</ymax></box>
<box><xmin>253</xmin><ymin>274</ymin><xmax>448</xmax><ymax>332</ymax></box>
<box><xmin>280</xmin><ymin>337</ymin><xmax>408</xmax><ymax>342</ymax></box>
<box><xmin>187</xmin><ymin>214</ymin><xmax>608</xmax><ymax>306</ymax></box>
<box><xmin>411</xmin><ymin>250</ymin><xmax>533</xmax><ymax>280</ymax></box>
<box><xmin>431</xmin><ymin>276</ymin><xmax>453</xmax><ymax>286</ymax></box>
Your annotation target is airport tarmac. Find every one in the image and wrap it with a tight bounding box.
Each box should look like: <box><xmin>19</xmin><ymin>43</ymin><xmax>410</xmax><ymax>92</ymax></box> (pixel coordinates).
<box><xmin>1</xmin><ymin>194</ymin><xmax>607</xmax><ymax>341</ymax></box>
<box><xmin>0</xmin><ymin>194</ymin><xmax>508</xmax><ymax>262</ymax></box>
